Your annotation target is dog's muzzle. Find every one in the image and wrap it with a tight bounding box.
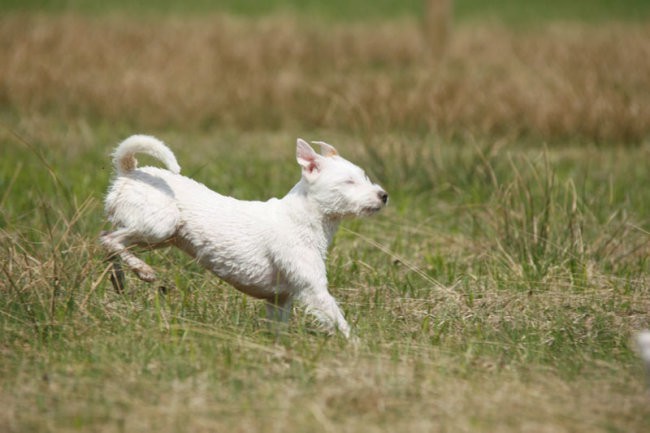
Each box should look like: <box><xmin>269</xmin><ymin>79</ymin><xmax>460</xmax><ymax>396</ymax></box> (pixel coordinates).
<box><xmin>365</xmin><ymin>190</ymin><xmax>388</xmax><ymax>214</ymax></box>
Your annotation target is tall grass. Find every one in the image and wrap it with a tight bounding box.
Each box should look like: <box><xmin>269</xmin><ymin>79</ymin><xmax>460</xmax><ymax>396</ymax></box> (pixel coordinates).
<box><xmin>3</xmin><ymin>124</ymin><xmax>650</xmax><ymax>431</ymax></box>
<box><xmin>0</xmin><ymin>14</ymin><xmax>649</xmax><ymax>143</ymax></box>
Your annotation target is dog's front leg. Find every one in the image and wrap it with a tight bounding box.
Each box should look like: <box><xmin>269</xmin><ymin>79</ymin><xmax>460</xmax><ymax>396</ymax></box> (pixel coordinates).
<box><xmin>264</xmin><ymin>296</ymin><xmax>293</xmax><ymax>337</ymax></box>
<box><xmin>265</xmin><ymin>296</ymin><xmax>293</xmax><ymax>323</ymax></box>
<box><xmin>279</xmin><ymin>250</ymin><xmax>352</xmax><ymax>338</ymax></box>
<box><xmin>299</xmin><ymin>289</ymin><xmax>351</xmax><ymax>338</ymax></box>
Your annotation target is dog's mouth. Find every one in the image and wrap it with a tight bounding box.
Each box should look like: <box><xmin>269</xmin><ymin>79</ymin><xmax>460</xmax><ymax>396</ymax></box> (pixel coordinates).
<box><xmin>362</xmin><ymin>205</ymin><xmax>383</xmax><ymax>215</ymax></box>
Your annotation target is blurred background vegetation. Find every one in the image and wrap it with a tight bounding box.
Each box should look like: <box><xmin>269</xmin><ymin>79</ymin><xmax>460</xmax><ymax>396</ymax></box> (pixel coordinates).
<box><xmin>3</xmin><ymin>0</ymin><xmax>650</xmax><ymax>22</ymax></box>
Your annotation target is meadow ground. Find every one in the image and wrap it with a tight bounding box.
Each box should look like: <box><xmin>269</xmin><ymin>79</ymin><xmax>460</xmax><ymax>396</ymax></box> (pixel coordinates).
<box><xmin>1</xmin><ymin>3</ymin><xmax>650</xmax><ymax>432</ymax></box>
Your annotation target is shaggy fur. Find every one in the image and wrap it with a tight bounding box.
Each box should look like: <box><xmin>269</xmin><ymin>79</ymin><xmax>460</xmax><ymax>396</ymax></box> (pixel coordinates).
<box><xmin>101</xmin><ymin>135</ymin><xmax>387</xmax><ymax>338</ymax></box>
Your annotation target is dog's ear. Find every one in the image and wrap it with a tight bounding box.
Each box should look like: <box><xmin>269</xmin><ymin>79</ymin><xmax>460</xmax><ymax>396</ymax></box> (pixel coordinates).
<box><xmin>312</xmin><ymin>141</ymin><xmax>338</xmax><ymax>157</ymax></box>
<box><xmin>296</xmin><ymin>138</ymin><xmax>321</xmax><ymax>180</ymax></box>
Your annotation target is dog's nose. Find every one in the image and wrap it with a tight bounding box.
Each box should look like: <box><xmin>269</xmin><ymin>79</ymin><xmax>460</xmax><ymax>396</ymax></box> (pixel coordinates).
<box><xmin>378</xmin><ymin>191</ymin><xmax>388</xmax><ymax>204</ymax></box>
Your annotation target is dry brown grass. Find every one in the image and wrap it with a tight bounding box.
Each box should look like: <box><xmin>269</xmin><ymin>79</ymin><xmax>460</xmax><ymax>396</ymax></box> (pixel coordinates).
<box><xmin>1</xmin><ymin>13</ymin><xmax>649</xmax><ymax>142</ymax></box>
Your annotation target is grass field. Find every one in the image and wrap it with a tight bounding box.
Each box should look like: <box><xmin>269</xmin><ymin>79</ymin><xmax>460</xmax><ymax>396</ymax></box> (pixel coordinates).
<box><xmin>1</xmin><ymin>2</ymin><xmax>650</xmax><ymax>432</ymax></box>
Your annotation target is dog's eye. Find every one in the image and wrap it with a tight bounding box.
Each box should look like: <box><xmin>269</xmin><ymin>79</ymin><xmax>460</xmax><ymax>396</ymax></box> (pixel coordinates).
<box><xmin>344</xmin><ymin>178</ymin><xmax>356</xmax><ymax>185</ymax></box>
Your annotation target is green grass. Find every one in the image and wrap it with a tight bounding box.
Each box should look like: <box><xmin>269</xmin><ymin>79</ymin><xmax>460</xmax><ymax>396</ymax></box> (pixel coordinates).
<box><xmin>1</xmin><ymin>5</ymin><xmax>650</xmax><ymax>432</ymax></box>
<box><xmin>2</xmin><ymin>0</ymin><xmax>650</xmax><ymax>22</ymax></box>
<box><xmin>1</xmin><ymin>122</ymin><xmax>650</xmax><ymax>432</ymax></box>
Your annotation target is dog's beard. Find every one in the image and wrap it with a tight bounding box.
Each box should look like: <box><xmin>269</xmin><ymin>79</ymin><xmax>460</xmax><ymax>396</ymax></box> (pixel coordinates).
<box><xmin>361</xmin><ymin>205</ymin><xmax>383</xmax><ymax>216</ymax></box>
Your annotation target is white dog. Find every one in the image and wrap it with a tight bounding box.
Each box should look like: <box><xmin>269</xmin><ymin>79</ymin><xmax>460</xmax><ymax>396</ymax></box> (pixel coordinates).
<box><xmin>101</xmin><ymin>135</ymin><xmax>387</xmax><ymax>338</ymax></box>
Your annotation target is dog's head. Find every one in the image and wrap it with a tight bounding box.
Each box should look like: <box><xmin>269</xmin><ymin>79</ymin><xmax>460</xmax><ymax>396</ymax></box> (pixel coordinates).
<box><xmin>296</xmin><ymin>138</ymin><xmax>387</xmax><ymax>218</ymax></box>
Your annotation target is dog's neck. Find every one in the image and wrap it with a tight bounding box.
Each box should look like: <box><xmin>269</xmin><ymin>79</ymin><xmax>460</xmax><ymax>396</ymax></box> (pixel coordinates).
<box><xmin>284</xmin><ymin>180</ymin><xmax>341</xmax><ymax>257</ymax></box>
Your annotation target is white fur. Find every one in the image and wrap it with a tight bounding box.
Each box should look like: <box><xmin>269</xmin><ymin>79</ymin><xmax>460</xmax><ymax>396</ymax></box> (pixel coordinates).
<box><xmin>111</xmin><ymin>134</ymin><xmax>180</xmax><ymax>175</ymax></box>
<box><xmin>101</xmin><ymin>135</ymin><xmax>387</xmax><ymax>338</ymax></box>
<box><xmin>637</xmin><ymin>331</ymin><xmax>650</xmax><ymax>387</ymax></box>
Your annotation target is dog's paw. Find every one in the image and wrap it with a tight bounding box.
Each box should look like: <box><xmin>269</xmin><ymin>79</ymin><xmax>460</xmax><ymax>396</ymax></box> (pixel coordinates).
<box><xmin>135</xmin><ymin>266</ymin><xmax>157</xmax><ymax>282</ymax></box>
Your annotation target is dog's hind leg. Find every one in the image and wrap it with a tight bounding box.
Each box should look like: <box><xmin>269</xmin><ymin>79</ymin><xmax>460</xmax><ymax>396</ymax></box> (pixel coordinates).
<box><xmin>100</xmin><ymin>229</ymin><xmax>157</xmax><ymax>282</ymax></box>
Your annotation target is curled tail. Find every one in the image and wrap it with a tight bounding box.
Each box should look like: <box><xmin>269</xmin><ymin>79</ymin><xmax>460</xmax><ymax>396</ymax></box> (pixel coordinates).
<box><xmin>112</xmin><ymin>135</ymin><xmax>181</xmax><ymax>175</ymax></box>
